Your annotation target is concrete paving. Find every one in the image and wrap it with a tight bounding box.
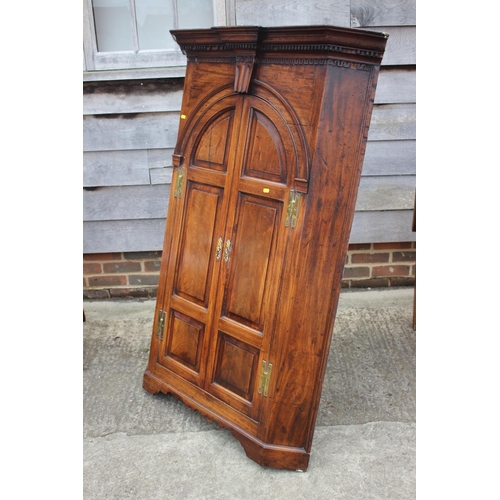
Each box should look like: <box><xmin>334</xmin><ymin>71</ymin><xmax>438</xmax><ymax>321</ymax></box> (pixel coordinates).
<box><xmin>83</xmin><ymin>287</ymin><xmax>416</xmax><ymax>499</ymax></box>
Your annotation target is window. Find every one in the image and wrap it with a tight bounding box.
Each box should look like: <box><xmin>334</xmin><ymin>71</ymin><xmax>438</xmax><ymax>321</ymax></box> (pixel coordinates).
<box><xmin>83</xmin><ymin>0</ymin><xmax>233</xmax><ymax>77</ymax></box>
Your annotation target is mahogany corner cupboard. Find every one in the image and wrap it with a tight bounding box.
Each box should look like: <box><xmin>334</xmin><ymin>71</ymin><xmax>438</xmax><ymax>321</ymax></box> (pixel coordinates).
<box><xmin>143</xmin><ymin>25</ymin><xmax>388</xmax><ymax>471</ymax></box>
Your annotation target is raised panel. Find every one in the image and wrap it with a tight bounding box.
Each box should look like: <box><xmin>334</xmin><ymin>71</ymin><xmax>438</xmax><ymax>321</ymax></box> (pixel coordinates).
<box><xmin>175</xmin><ymin>183</ymin><xmax>222</xmax><ymax>307</ymax></box>
<box><xmin>193</xmin><ymin>110</ymin><xmax>234</xmax><ymax>171</ymax></box>
<box><xmin>166</xmin><ymin>310</ymin><xmax>204</xmax><ymax>373</ymax></box>
<box><xmin>212</xmin><ymin>332</ymin><xmax>260</xmax><ymax>402</ymax></box>
<box><xmin>242</xmin><ymin>108</ymin><xmax>285</xmax><ymax>183</ymax></box>
<box><xmin>223</xmin><ymin>195</ymin><xmax>280</xmax><ymax>331</ymax></box>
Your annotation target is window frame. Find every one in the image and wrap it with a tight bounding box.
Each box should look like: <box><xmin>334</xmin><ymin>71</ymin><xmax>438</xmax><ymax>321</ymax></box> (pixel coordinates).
<box><xmin>83</xmin><ymin>0</ymin><xmax>235</xmax><ymax>80</ymax></box>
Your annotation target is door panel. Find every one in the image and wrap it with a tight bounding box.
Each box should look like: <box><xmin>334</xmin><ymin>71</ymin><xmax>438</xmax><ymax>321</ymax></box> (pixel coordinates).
<box><xmin>174</xmin><ymin>183</ymin><xmax>222</xmax><ymax>308</ymax></box>
<box><xmin>194</xmin><ymin>110</ymin><xmax>234</xmax><ymax>171</ymax></box>
<box><xmin>166</xmin><ymin>310</ymin><xmax>205</xmax><ymax>373</ymax></box>
<box><xmin>242</xmin><ymin>108</ymin><xmax>285</xmax><ymax>183</ymax></box>
<box><xmin>223</xmin><ymin>194</ymin><xmax>281</xmax><ymax>331</ymax></box>
<box><xmin>213</xmin><ymin>332</ymin><xmax>260</xmax><ymax>402</ymax></box>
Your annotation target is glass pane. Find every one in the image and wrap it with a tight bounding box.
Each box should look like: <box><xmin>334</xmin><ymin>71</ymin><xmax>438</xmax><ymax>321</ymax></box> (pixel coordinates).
<box><xmin>136</xmin><ymin>0</ymin><xmax>176</xmax><ymax>50</ymax></box>
<box><xmin>178</xmin><ymin>0</ymin><xmax>214</xmax><ymax>29</ymax></box>
<box><xmin>93</xmin><ymin>0</ymin><xmax>134</xmax><ymax>52</ymax></box>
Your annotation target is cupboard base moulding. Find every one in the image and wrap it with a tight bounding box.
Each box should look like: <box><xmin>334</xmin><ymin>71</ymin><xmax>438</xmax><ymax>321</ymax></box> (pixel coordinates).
<box><xmin>143</xmin><ymin>369</ymin><xmax>310</xmax><ymax>471</ymax></box>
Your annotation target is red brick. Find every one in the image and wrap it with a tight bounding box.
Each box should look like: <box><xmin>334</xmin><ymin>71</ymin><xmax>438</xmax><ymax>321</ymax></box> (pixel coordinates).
<box><xmin>83</xmin><ymin>289</ymin><xmax>110</xmax><ymax>299</ymax></box>
<box><xmin>145</xmin><ymin>260</ymin><xmax>162</xmax><ymax>272</ymax></box>
<box><xmin>350</xmin><ymin>278</ymin><xmax>390</xmax><ymax>288</ymax></box>
<box><xmin>110</xmin><ymin>287</ymin><xmax>151</xmax><ymax>298</ymax></box>
<box><xmin>124</xmin><ymin>251</ymin><xmax>162</xmax><ymax>260</ymax></box>
<box><xmin>84</xmin><ymin>263</ymin><xmax>102</xmax><ymax>274</ymax></box>
<box><xmin>129</xmin><ymin>274</ymin><xmax>160</xmax><ymax>286</ymax></box>
<box><xmin>342</xmin><ymin>266</ymin><xmax>370</xmax><ymax>279</ymax></box>
<box><xmin>348</xmin><ymin>243</ymin><xmax>371</xmax><ymax>251</ymax></box>
<box><xmin>103</xmin><ymin>262</ymin><xmax>142</xmax><ymax>273</ymax></box>
<box><xmin>372</xmin><ymin>265</ymin><xmax>411</xmax><ymax>277</ymax></box>
<box><xmin>87</xmin><ymin>275</ymin><xmax>127</xmax><ymax>287</ymax></box>
<box><xmin>84</xmin><ymin>253</ymin><xmax>122</xmax><ymax>261</ymax></box>
<box><xmin>393</xmin><ymin>251</ymin><xmax>416</xmax><ymax>262</ymax></box>
<box><xmin>351</xmin><ymin>253</ymin><xmax>389</xmax><ymax>264</ymax></box>
<box><xmin>390</xmin><ymin>277</ymin><xmax>415</xmax><ymax>287</ymax></box>
<box><xmin>373</xmin><ymin>242</ymin><xmax>413</xmax><ymax>250</ymax></box>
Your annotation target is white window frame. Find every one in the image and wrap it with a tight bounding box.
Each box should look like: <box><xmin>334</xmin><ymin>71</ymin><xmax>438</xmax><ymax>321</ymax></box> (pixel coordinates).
<box><xmin>83</xmin><ymin>0</ymin><xmax>235</xmax><ymax>80</ymax></box>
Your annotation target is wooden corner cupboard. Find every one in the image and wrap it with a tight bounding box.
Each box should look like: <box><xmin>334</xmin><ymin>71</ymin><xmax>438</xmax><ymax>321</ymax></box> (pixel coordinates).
<box><xmin>143</xmin><ymin>25</ymin><xmax>388</xmax><ymax>471</ymax></box>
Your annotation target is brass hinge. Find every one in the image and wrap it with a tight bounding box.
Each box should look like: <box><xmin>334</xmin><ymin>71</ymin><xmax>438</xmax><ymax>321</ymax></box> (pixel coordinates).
<box><xmin>284</xmin><ymin>189</ymin><xmax>301</xmax><ymax>228</ymax></box>
<box><xmin>155</xmin><ymin>309</ymin><xmax>166</xmax><ymax>341</ymax></box>
<box><xmin>174</xmin><ymin>166</ymin><xmax>186</xmax><ymax>199</ymax></box>
<box><xmin>258</xmin><ymin>360</ymin><xmax>273</xmax><ymax>397</ymax></box>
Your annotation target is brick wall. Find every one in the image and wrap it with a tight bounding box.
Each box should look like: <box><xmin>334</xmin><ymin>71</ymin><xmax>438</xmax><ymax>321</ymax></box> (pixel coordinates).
<box><xmin>83</xmin><ymin>242</ymin><xmax>415</xmax><ymax>299</ymax></box>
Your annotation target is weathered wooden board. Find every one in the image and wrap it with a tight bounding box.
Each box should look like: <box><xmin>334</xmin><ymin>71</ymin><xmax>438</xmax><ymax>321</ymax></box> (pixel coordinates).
<box><xmin>83</xmin><ymin>150</ymin><xmax>150</xmax><ymax>187</ymax></box>
<box><xmin>350</xmin><ymin>210</ymin><xmax>415</xmax><ymax>244</ymax></box>
<box><xmin>147</xmin><ymin>148</ymin><xmax>175</xmax><ymax>169</ymax></box>
<box><xmin>83</xmin><ymin>174</ymin><xmax>413</xmax><ymax>223</ymax></box>
<box><xmin>150</xmin><ymin>167</ymin><xmax>174</xmax><ymax>185</ymax></box>
<box><xmin>83</xmin><ymin>209</ymin><xmax>415</xmax><ymax>254</ymax></box>
<box><xmin>83</xmin><ymin>80</ymin><xmax>184</xmax><ymax>115</ymax></box>
<box><xmin>365</xmin><ymin>26</ymin><xmax>415</xmax><ymax>65</ymax></box>
<box><xmin>362</xmin><ymin>140</ymin><xmax>416</xmax><ymax>176</ymax></box>
<box><xmin>92</xmin><ymin>50</ymin><xmax>187</xmax><ymax>71</ymax></box>
<box><xmin>368</xmin><ymin>103</ymin><xmax>416</xmax><ymax>141</ymax></box>
<box><xmin>84</xmin><ymin>185</ymin><xmax>170</xmax><ymax>221</ymax></box>
<box><xmin>83</xmin><ymin>219</ymin><xmax>167</xmax><ymax>253</ymax></box>
<box><xmin>375</xmin><ymin>68</ymin><xmax>415</xmax><ymax>104</ymax></box>
<box><xmin>82</xmin><ymin>67</ymin><xmax>414</xmax><ymax>115</ymax></box>
<box><xmin>84</xmin><ymin>149</ymin><xmax>175</xmax><ymax>187</ymax></box>
<box><xmin>83</xmin><ymin>105</ymin><xmax>414</xmax><ymax>154</ymax></box>
<box><xmin>355</xmin><ymin>175</ymin><xmax>415</xmax><ymax>211</ymax></box>
<box><xmin>235</xmin><ymin>0</ymin><xmax>351</xmax><ymax>28</ymax></box>
<box><xmin>351</xmin><ymin>0</ymin><xmax>416</xmax><ymax>27</ymax></box>
<box><xmin>83</xmin><ymin>112</ymin><xmax>180</xmax><ymax>152</ymax></box>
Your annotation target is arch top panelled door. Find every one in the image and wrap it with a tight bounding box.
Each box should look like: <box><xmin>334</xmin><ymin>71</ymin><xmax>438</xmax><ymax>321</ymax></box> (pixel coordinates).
<box><xmin>144</xmin><ymin>25</ymin><xmax>388</xmax><ymax>471</ymax></box>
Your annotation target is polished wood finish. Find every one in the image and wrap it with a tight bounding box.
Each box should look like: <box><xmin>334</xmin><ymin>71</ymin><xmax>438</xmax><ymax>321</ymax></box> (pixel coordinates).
<box><xmin>143</xmin><ymin>25</ymin><xmax>388</xmax><ymax>471</ymax></box>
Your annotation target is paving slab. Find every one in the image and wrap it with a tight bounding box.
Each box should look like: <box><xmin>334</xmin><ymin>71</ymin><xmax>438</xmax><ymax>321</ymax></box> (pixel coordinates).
<box><xmin>83</xmin><ymin>287</ymin><xmax>416</xmax><ymax>499</ymax></box>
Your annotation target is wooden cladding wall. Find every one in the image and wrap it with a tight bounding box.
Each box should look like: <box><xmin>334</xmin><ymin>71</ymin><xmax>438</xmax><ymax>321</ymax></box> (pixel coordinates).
<box><xmin>83</xmin><ymin>0</ymin><xmax>416</xmax><ymax>254</ymax></box>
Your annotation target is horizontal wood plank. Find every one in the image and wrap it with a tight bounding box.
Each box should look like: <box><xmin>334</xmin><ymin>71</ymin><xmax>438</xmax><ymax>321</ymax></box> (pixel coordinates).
<box><xmin>362</xmin><ymin>140</ymin><xmax>415</xmax><ymax>176</ymax></box>
<box><xmin>83</xmin><ymin>112</ymin><xmax>180</xmax><ymax>152</ymax></box>
<box><xmin>375</xmin><ymin>68</ymin><xmax>415</xmax><ymax>104</ymax></box>
<box><xmin>350</xmin><ymin>210</ymin><xmax>415</xmax><ymax>244</ymax></box>
<box><xmin>351</xmin><ymin>0</ymin><xmax>416</xmax><ymax>27</ymax></box>
<box><xmin>83</xmin><ymin>173</ymin><xmax>414</xmax><ymax>223</ymax></box>
<box><xmin>83</xmin><ymin>80</ymin><xmax>184</xmax><ymax>115</ymax></box>
<box><xmin>355</xmin><ymin>175</ymin><xmax>415</xmax><ymax>211</ymax></box>
<box><xmin>235</xmin><ymin>0</ymin><xmax>351</xmax><ymax>27</ymax></box>
<box><xmin>147</xmin><ymin>148</ymin><xmax>175</xmax><ymax>168</ymax></box>
<box><xmin>84</xmin><ymin>150</ymin><xmax>150</xmax><ymax>187</ymax></box>
<box><xmin>83</xmin><ymin>219</ymin><xmax>167</xmax><ymax>253</ymax></box>
<box><xmin>83</xmin><ymin>209</ymin><xmax>415</xmax><ymax>253</ymax></box>
<box><xmin>83</xmin><ymin>105</ymin><xmax>413</xmax><ymax>154</ymax></box>
<box><xmin>83</xmin><ymin>185</ymin><xmax>170</xmax><ymax>221</ymax></box>
<box><xmin>369</xmin><ymin>26</ymin><xmax>415</xmax><ymax>65</ymax></box>
<box><xmin>150</xmin><ymin>167</ymin><xmax>174</xmax><ymax>185</ymax></box>
<box><xmin>368</xmin><ymin>103</ymin><xmax>416</xmax><ymax>141</ymax></box>
<box><xmin>83</xmin><ymin>67</ymin><xmax>413</xmax><ymax>117</ymax></box>
<box><xmin>83</xmin><ymin>66</ymin><xmax>187</xmax><ymax>82</ymax></box>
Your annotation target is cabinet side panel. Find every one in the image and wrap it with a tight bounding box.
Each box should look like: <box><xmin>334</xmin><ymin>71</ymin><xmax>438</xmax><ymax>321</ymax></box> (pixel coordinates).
<box><xmin>266</xmin><ymin>64</ymin><xmax>378</xmax><ymax>449</ymax></box>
